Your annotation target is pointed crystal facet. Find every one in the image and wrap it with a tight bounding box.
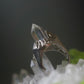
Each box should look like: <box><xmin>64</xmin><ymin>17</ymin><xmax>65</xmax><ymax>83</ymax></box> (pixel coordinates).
<box><xmin>31</xmin><ymin>24</ymin><xmax>48</xmax><ymax>41</ymax></box>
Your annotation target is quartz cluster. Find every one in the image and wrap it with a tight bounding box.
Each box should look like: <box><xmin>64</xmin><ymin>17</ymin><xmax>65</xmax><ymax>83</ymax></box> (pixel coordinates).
<box><xmin>12</xmin><ymin>55</ymin><xmax>84</xmax><ymax>84</ymax></box>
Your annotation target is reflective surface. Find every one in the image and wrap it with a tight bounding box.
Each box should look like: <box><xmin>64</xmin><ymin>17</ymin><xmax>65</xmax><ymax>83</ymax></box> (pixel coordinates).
<box><xmin>31</xmin><ymin>24</ymin><xmax>48</xmax><ymax>41</ymax></box>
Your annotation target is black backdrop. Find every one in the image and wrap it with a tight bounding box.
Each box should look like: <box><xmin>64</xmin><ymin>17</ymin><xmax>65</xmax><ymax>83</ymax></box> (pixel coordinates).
<box><xmin>0</xmin><ymin>0</ymin><xmax>84</xmax><ymax>84</ymax></box>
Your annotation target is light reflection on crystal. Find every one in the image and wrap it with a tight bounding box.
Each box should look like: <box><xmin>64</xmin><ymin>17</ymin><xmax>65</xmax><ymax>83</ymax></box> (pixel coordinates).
<box><xmin>31</xmin><ymin>24</ymin><xmax>48</xmax><ymax>41</ymax></box>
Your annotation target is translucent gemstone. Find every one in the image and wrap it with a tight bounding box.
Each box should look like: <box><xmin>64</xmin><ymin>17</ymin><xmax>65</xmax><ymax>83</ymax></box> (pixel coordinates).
<box><xmin>31</xmin><ymin>24</ymin><xmax>48</xmax><ymax>41</ymax></box>
<box><xmin>30</xmin><ymin>53</ymin><xmax>54</xmax><ymax>75</ymax></box>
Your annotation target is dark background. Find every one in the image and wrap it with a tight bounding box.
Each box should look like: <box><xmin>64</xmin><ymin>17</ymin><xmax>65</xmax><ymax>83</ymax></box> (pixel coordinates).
<box><xmin>0</xmin><ymin>0</ymin><xmax>84</xmax><ymax>84</ymax></box>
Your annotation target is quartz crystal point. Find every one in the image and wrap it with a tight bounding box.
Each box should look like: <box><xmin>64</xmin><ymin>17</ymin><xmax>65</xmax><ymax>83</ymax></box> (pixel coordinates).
<box><xmin>31</xmin><ymin>24</ymin><xmax>48</xmax><ymax>41</ymax></box>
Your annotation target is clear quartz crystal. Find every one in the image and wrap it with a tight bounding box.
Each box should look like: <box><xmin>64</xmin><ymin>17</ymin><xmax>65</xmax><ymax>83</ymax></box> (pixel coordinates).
<box><xmin>30</xmin><ymin>54</ymin><xmax>54</xmax><ymax>74</ymax></box>
<box><xmin>31</xmin><ymin>24</ymin><xmax>48</xmax><ymax>41</ymax></box>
